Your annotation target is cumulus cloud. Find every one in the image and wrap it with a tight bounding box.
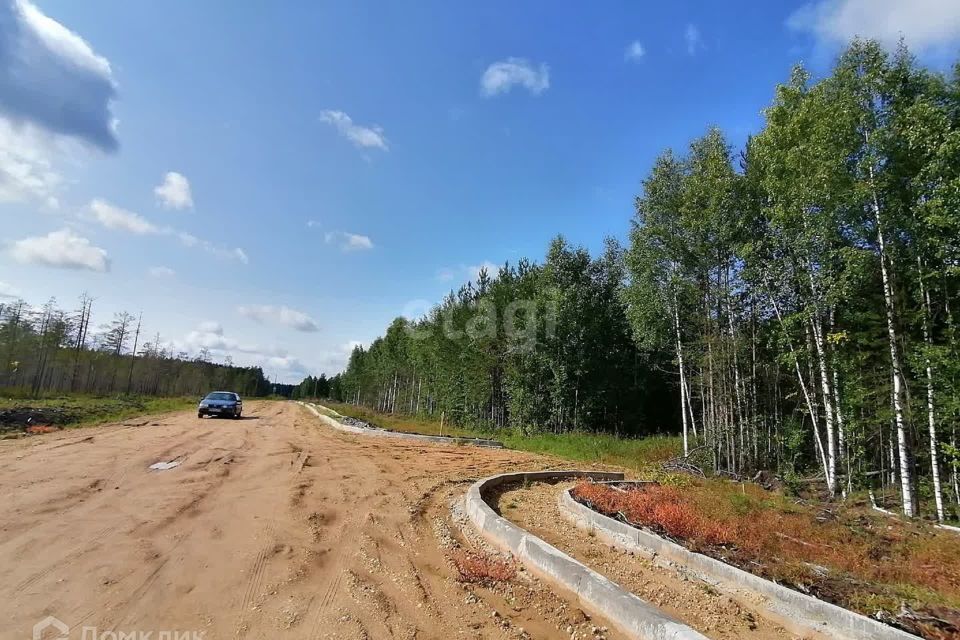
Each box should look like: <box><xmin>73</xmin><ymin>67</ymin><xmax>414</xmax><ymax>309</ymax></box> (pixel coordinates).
<box><xmin>0</xmin><ymin>280</ymin><xmax>20</xmax><ymax>298</ymax></box>
<box><xmin>685</xmin><ymin>24</ymin><xmax>703</xmax><ymax>55</ymax></box>
<box><xmin>324</xmin><ymin>230</ymin><xmax>373</xmax><ymax>252</ymax></box>
<box><xmin>624</xmin><ymin>41</ymin><xmax>646</xmax><ymax>62</ymax></box>
<box><xmin>318</xmin><ymin>340</ymin><xmax>364</xmax><ymax>371</ymax></box>
<box><xmin>10</xmin><ymin>227</ymin><xmax>109</xmax><ymax>271</ymax></box>
<box><xmin>319</xmin><ymin>110</ymin><xmax>388</xmax><ymax>151</ymax></box>
<box><xmin>88</xmin><ymin>199</ymin><xmax>158</xmax><ymax>234</ymax></box>
<box><xmin>0</xmin><ymin>0</ymin><xmax>118</xmax><ymax>151</ymax></box>
<box><xmin>84</xmin><ymin>199</ymin><xmax>245</xmax><ymax>263</ymax></box>
<box><xmin>162</xmin><ymin>321</ymin><xmax>311</xmax><ymax>381</ymax></box>
<box><xmin>154</xmin><ymin>171</ymin><xmax>193</xmax><ymax>209</ymax></box>
<box><xmin>788</xmin><ymin>0</ymin><xmax>960</xmax><ymax>51</ymax></box>
<box><xmin>237</xmin><ymin>304</ymin><xmax>319</xmax><ymax>332</ymax></box>
<box><xmin>0</xmin><ymin>119</ymin><xmax>62</xmax><ymax>206</ymax></box>
<box><xmin>480</xmin><ymin>58</ymin><xmax>550</xmax><ymax>97</ymax></box>
<box><xmin>172</xmin><ymin>321</ymin><xmax>277</xmax><ymax>357</ymax></box>
<box><xmin>148</xmin><ymin>265</ymin><xmax>174</xmax><ymax>278</ymax></box>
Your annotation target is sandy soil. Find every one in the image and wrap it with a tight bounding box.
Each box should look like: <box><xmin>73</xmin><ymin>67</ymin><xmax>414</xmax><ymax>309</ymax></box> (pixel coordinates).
<box><xmin>1</xmin><ymin>401</ymin><xmax>628</xmax><ymax>640</ymax></box>
<box><xmin>491</xmin><ymin>481</ymin><xmax>804</xmax><ymax>640</ymax></box>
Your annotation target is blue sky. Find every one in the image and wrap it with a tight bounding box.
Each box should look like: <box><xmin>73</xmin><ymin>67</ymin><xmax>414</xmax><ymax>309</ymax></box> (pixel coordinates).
<box><xmin>2</xmin><ymin>0</ymin><xmax>960</xmax><ymax>382</ymax></box>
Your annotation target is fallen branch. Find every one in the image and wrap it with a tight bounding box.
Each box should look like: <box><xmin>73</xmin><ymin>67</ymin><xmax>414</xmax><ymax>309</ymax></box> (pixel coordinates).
<box><xmin>868</xmin><ymin>491</ymin><xmax>899</xmax><ymax>518</ymax></box>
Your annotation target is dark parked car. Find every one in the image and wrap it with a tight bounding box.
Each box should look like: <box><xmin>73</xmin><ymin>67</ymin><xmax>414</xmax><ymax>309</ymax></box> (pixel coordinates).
<box><xmin>198</xmin><ymin>391</ymin><xmax>242</xmax><ymax>419</ymax></box>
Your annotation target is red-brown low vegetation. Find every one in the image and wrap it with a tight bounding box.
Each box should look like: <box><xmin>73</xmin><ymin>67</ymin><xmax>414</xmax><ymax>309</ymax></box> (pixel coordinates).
<box><xmin>449</xmin><ymin>548</ymin><xmax>516</xmax><ymax>584</ymax></box>
<box><xmin>572</xmin><ymin>480</ymin><xmax>960</xmax><ymax>640</ymax></box>
<box><xmin>24</xmin><ymin>424</ymin><xmax>59</xmax><ymax>434</ymax></box>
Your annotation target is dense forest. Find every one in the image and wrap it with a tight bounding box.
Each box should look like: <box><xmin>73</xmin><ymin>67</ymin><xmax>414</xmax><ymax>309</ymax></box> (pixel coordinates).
<box><xmin>0</xmin><ymin>295</ymin><xmax>272</xmax><ymax>397</ymax></box>
<box><xmin>311</xmin><ymin>41</ymin><xmax>960</xmax><ymax>520</ymax></box>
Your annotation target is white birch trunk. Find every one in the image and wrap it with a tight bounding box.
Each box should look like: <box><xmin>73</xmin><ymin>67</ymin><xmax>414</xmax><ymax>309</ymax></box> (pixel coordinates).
<box><xmin>918</xmin><ymin>263</ymin><xmax>945</xmax><ymax>521</ymax></box>
<box><xmin>870</xmin><ymin>179</ymin><xmax>915</xmax><ymax>516</ymax></box>
<box><xmin>809</xmin><ymin>312</ymin><xmax>837</xmax><ymax>495</ymax></box>
<box><xmin>769</xmin><ymin>293</ymin><xmax>830</xmax><ymax>483</ymax></box>
<box><xmin>671</xmin><ymin>286</ymin><xmax>690</xmax><ymax>456</ymax></box>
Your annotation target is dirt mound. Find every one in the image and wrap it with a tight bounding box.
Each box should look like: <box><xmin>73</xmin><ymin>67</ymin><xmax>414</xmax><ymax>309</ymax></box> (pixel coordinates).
<box><xmin>0</xmin><ymin>406</ymin><xmax>74</xmax><ymax>431</ymax></box>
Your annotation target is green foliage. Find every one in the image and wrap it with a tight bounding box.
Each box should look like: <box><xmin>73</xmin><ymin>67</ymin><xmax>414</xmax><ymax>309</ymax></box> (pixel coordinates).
<box><xmin>318</xmin><ymin>241</ymin><xmax>674</xmax><ymax>437</ymax></box>
<box><xmin>0</xmin><ymin>297</ymin><xmax>272</xmax><ymax>398</ymax></box>
<box><xmin>306</xmin><ymin>39</ymin><xmax>960</xmax><ymax>522</ymax></box>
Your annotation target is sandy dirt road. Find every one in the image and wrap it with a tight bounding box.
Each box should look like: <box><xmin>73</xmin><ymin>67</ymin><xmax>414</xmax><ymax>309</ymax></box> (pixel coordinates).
<box><xmin>0</xmin><ymin>401</ymin><xmax>625</xmax><ymax>640</ymax></box>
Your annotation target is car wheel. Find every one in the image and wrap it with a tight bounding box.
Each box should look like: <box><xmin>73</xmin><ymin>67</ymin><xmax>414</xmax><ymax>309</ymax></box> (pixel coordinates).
<box><xmin>198</xmin><ymin>412</ymin><xmax>203</xmax><ymax>419</ymax></box>
<box><xmin>234</xmin><ymin>411</ymin><xmax>242</xmax><ymax>419</ymax></box>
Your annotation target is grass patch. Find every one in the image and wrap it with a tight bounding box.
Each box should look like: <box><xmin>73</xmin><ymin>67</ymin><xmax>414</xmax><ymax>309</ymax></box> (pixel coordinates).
<box><xmin>0</xmin><ymin>392</ymin><xmax>195</xmax><ymax>431</ymax></box>
<box><xmin>317</xmin><ymin>401</ymin><xmax>682</xmax><ymax>471</ymax></box>
<box><xmin>495</xmin><ymin>430</ymin><xmax>681</xmax><ymax>472</ymax></box>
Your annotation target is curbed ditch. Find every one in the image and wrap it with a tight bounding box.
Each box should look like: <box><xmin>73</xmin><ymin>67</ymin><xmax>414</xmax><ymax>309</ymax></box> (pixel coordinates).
<box><xmin>558</xmin><ymin>485</ymin><xmax>916</xmax><ymax>640</ymax></box>
<box><xmin>463</xmin><ymin>470</ymin><xmax>710</xmax><ymax>640</ymax></box>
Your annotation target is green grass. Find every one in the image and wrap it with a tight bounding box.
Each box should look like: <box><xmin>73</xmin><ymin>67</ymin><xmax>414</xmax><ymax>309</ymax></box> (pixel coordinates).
<box><xmin>319</xmin><ymin>401</ymin><xmax>478</xmax><ymax>438</ymax></box>
<box><xmin>495</xmin><ymin>430</ymin><xmax>682</xmax><ymax>470</ymax></box>
<box><xmin>0</xmin><ymin>391</ymin><xmax>195</xmax><ymax>430</ymax></box>
<box><xmin>316</xmin><ymin>400</ymin><xmax>682</xmax><ymax>470</ymax></box>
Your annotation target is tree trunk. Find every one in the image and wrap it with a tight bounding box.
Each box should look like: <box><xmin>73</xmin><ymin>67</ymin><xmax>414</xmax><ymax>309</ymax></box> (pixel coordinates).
<box><xmin>672</xmin><ymin>290</ymin><xmax>689</xmax><ymax>456</ymax></box>
<box><xmin>870</xmin><ymin>177</ymin><xmax>916</xmax><ymax>517</ymax></box>
<box><xmin>917</xmin><ymin>261</ymin><xmax>945</xmax><ymax>521</ymax></box>
<box><xmin>809</xmin><ymin>311</ymin><xmax>837</xmax><ymax>495</ymax></box>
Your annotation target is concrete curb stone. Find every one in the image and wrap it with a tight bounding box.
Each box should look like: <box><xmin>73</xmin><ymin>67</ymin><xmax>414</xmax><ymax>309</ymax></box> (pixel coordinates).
<box><xmin>464</xmin><ymin>470</ymin><xmax>710</xmax><ymax>640</ymax></box>
<box><xmin>558</xmin><ymin>486</ymin><xmax>915</xmax><ymax>640</ymax></box>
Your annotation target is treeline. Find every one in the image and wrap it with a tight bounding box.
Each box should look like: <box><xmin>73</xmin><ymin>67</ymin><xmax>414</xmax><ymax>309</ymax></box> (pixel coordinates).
<box><xmin>0</xmin><ymin>295</ymin><xmax>271</xmax><ymax>398</ymax></box>
<box><xmin>316</xmin><ymin>241</ymin><xmax>675</xmax><ymax>436</ymax></box>
<box><xmin>291</xmin><ymin>374</ymin><xmax>336</xmax><ymax>400</ymax></box>
<box><xmin>307</xmin><ymin>40</ymin><xmax>960</xmax><ymax>520</ymax></box>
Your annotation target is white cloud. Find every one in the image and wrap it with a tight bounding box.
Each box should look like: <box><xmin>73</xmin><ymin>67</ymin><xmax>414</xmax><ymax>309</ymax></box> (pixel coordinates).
<box><xmin>197</xmin><ymin>320</ymin><xmax>223</xmax><ymax>335</ymax></box>
<box><xmin>319</xmin><ymin>110</ymin><xmax>388</xmax><ymax>151</ymax></box>
<box><xmin>480</xmin><ymin>58</ymin><xmax>550</xmax><ymax>97</ymax></box>
<box><xmin>176</xmin><ymin>231</ymin><xmax>248</xmax><ymax>263</ymax></box>
<box><xmin>625</xmin><ymin>41</ymin><xmax>646</xmax><ymax>62</ymax></box>
<box><xmin>685</xmin><ymin>24</ymin><xmax>703</xmax><ymax>55</ymax></box>
<box><xmin>306</xmin><ymin>219</ymin><xmax>321</xmax><ymax>228</ymax></box>
<box><xmin>318</xmin><ymin>340</ymin><xmax>363</xmax><ymax>371</ymax></box>
<box><xmin>88</xmin><ymin>199</ymin><xmax>158</xmax><ymax>234</ymax></box>
<box><xmin>436</xmin><ymin>266</ymin><xmax>456</xmax><ymax>282</ymax></box>
<box><xmin>468</xmin><ymin>261</ymin><xmax>499</xmax><ymax>282</ymax></box>
<box><xmin>436</xmin><ymin>261</ymin><xmax>500</xmax><ymax>284</ymax></box>
<box><xmin>162</xmin><ymin>320</ymin><xmax>311</xmax><ymax>381</ymax></box>
<box><xmin>788</xmin><ymin>0</ymin><xmax>960</xmax><ymax>51</ymax></box>
<box><xmin>154</xmin><ymin>171</ymin><xmax>193</xmax><ymax>210</ymax></box>
<box><xmin>177</xmin><ymin>231</ymin><xmax>199</xmax><ymax>248</ymax></box>
<box><xmin>324</xmin><ymin>230</ymin><xmax>374</xmax><ymax>252</ymax></box>
<box><xmin>148</xmin><ymin>266</ymin><xmax>175</xmax><ymax>278</ymax></box>
<box><xmin>237</xmin><ymin>304</ymin><xmax>319</xmax><ymax>332</ymax></box>
<box><xmin>0</xmin><ymin>0</ymin><xmax>118</xmax><ymax>151</ymax></box>
<box><xmin>0</xmin><ymin>119</ymin><xmax>63</xmax><ymax>206</ymax></box>
<box><xmin>0</xmin><ymin>281</ymin><xmax>20</xmax><ymax>298</ymax></box>
<box><xmin>10</xmin><ymin>227</ymin><xmax>109</xmax><ymax>272</ymax></box>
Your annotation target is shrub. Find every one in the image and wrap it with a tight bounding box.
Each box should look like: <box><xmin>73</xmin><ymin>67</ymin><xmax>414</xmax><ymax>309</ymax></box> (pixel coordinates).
<box><xmin>449</xmin><ymin>548</ymin><xmax>516</xmax><ymax>584</ymax></box>
<box><xmin>572</xmin><ymin>482</ymin><xmax>734</xmax><ymax>548</ymax></box>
